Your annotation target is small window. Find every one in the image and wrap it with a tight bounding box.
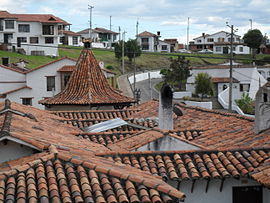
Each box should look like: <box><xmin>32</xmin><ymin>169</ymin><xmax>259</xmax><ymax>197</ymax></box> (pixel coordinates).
<box><xmin>64</xmin><ymin>75</ymin><xmax>71</xmax><ymax>87</ymax></box>
<box><xmin>5</xmin><ymin>20</ymin><xmax>14</xmax><ymax>29</ymax></box>
<box><xmin>161</xmin><ymin>45</ymin><xmax>167</xmax><ymax>50</ymax></box>
<box><xmin>142</xmin><ymin>45</ymin><xmax>149</xmax><ymax>50</ymax></box>
<box><xmin>45</xmin><ymin>37</ymin><xmax>54</xmax><ymax>44</ymax></box>
<box><xmin>72</xmin><ymin>36</ymin><xmax>78</xmax><ymax>45</ymax></box>
<box><xmin>263</xmin><ymin>93</ymin><xmax>268</xmax><ymax>102</ymax></box>
<box><xmin>46</xmin><ymin>76</ymin><xmax>55</xmax><ymax>91</ymax></box>
<box><xmin>141</xmin><ymin>38</ymin><xmax>149</xmax><ymax>43</ymax></box>
<box><xmin>233</xmin><ymin>186</ymin><xmax>262</xmax><ymax>203</ymax></box>
<box><xmin>223</xmin><ymin>84</ymin><xmax>228</xmax><ymax>90</ymax></box>
<box><xmin>22</xmin><ymin>98</ymin><xmax>32</xmax><ymax>106</ymax></box>
<box><xmin>239</xmin><ymin>47</ymin><xmax>243</xmax><ymax>52</ymax></box>
<box><xmin>18</xmin><ymin>24</ymin><xmax>30</xmax><ymax>32</ymax></box>
<box><xmin>240</xmin><ymin>84</ymin><xmax>250</xmax><ymax>92</ymax></box>
<box><xmin>216</xmin><ymin>46</ymin><xmax>221</xmax><ymax>52</ymax></box>
<box><xmin>30</xmin><ymin>37</ymin><xmax>39</xmax><ymax>44</ymax></box>
<box><xmin>42</xmin><ymin>25</ymin><xmax>54</xmax><ymax>35</ymax></box>
<box><xmin>17</xmin><ymin>37</ymin><xmax>27</xmax><ymax>43</ymax></box>
<box><xmin>207</xmin><ymin>38</ymin><xmax>214</xmax><ymax>42</ymax></box>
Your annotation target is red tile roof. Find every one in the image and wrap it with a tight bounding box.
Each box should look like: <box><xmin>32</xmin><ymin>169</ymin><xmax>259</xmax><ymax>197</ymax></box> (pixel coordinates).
<box><xmin>138</xmin><ymin>31</ymin><xmax>158</xmax><ymax>37</ymax></box>
<box><xmin>13</xmin><ymin>13</ymin><xmax>70</xmax><ymax>25</ymax></box>
<box><xmin>57</xmin><ymin>64</ymin><xmax>117</xmax><ymax>75</ymax></box>
<box><xmin>77</xmin><ymin>27</ymin><xmax>118</xmax><ymax>35</ymax></box>
<box><xmin>100</xmin><ymin>148</ymin><xmax>270</xmax><ymax>186</ymax></box>
<box><xmin>130</xmin><ymin>100</ymin><xmax>270</xmax><ymax>149</ymax></box>
<box><xmin>211</xmin><ymin>77</ymin><xmax>240</xmax><ymax>83</ymax></box>
<box><xmin>0</xmin><ymin>64</ymin><xmax>26</xmax><ymax>74</ymax></box>
<box><xmin>0</xmin><ymin>100</ymin><xmax>186</xmax><ymax>201</ymax></box>
<box><xmin>39</xmin><ymin>49</ymin><xmax>135</xmax><ymax>106</ymax></box>
<box><xmin>0</xmin><ymin>11</ymin><xmax>17</xmax><ymax>19</ymax></box>
<box><xmin>61</xmin><ymin>30</ymin><xmax>81</xmax><ymax>36</ymax></box>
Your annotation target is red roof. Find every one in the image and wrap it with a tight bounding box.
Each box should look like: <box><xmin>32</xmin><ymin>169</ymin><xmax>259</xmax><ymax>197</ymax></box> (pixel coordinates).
<box><xmin>0</xmin><ymin>11</ymin><xmax>17</xmax><ymax>19</ymax></box>
<box><xmin>211</xmin><ymin>77</ymin><xmax>240</xmax><ymax>83</ymax></box>
<box><xmin>13</xmin><ymin>14</ymin><xmax>70</xmax><ymax>24</ymax></box>
<box><xmin>39</xmin><ymin>49</ymin><xmax>135</xmax><ymax>106</ymax></box>
<box><xmin>138</xmin><ymin>31</ymin><xmax>158</xmax><ymax>37</ymax></box>
<box><xmin>61</xmin><ymin>30</ymin><xmax>81</xmax><ymax>36</ymax></box>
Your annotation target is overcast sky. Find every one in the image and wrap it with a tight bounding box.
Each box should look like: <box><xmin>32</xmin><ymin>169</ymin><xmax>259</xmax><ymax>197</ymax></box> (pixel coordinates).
<box><xmin>1</xmin><ymin>0</ymin><xmax>270</xmax><ymax>44</ymax></box>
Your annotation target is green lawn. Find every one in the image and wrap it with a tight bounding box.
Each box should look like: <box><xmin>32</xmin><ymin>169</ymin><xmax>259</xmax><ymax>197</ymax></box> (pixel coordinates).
<box><xmin>0</xmin><ymin>46</ymin><xmax>268</xmax><ymax>73</ymax></box>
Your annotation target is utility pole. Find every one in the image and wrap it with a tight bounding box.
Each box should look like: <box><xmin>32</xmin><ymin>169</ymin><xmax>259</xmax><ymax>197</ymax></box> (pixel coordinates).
<box><xmin>88</xmin><ymin>5</ymin><xmax>94</xmax><ymax>43</ymax></box>
<box><xmin>249</xmin><ymin>19</ymin><xmax>252</xmax><ymax>30</ymax></box>
<box><xmin>187</xmin><ymin>17</ymin><xmax>190</xmax><ymax>50</ymax></box>
<box><xmin>122</xmin><ymin>31</ymin><xmax>126</xmax><ymax>74</ymax></box>
<box><xmin>226</xmin><ymin>23</ymin><xmax>238</xmax><ymax>112</ymax></box>
<box><xmin>109</xmin><ymin>16</ymin><xmax>112</xmax><ymax>49</ymax></box>
<box><xmin>118</xmin><ymin>26</ymin><xmax>121</xmax><ymax>41</ymax></box>
<box><xmin>136</xmin><ymin>18</ymin><xmax>139</xmax><ymax>38</ymax></box>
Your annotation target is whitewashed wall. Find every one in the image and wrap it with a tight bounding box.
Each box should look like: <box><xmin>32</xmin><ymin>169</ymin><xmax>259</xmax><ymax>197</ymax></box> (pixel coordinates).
<box><xmin>4</xmin><ymin>58</ymin><xmax>76</xmax><ymax>109</ymax></box>
<box><xmin>0</xmin><ymin>67</ymin><xmax>26</xmax><ymax>93</ymax></box>
<box><xmin>169</xmin><ymin>178</ymin><xmax>270</xmax><ymax>203</ymax></box>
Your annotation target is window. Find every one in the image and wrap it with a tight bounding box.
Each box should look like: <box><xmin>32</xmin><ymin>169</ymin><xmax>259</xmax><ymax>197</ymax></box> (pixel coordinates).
<box><xmin>239</xmin><ymin>47</ymin><xmax>243</xmax><ymax>52</ymax></box>
<box><xmin>45</xmin><ymin>37</ymin><xmax>54</xmax><ymax>44</ymax></box>
<box><xmin>42</xmin><ymin>25</ymin><xmax>54</xmax><ymax>35</ymax></box>
<box><xmin>233</xmin><ymin>186</ymin><xmax>262</xmax><ymax>203</ymax></box>
<box><xmin>5</xmin><ymin>20</ymin><xmax>14</xmax><ymax>29</ymax></box>
<box><xmin>263</xmin><ymin>93</ymin><xmax>268</xmax><ymax>102</ymax></box>
<box><xmin>64</xmin><ymin>75</ymin><xmax>71</xmax><ymax>87</ymax></box>
<box><xmin>232</xmin><ymin>46</ymin><xmax>236</xmax><ymax>51</ymax></box>
<box><xmin>161</xmin><ymin>45</ymin><xmax>167</xmax><ymax>51</ymax></box>
<box><xmin>223</xmin><ymin>84</ymin><xmax>228</xmax><ymax>90</ymax></box>
<box><xmin>73</xmin><ymin>36</ymin><xmax>78</xmax><ymax>45</ymax></box>
<box><xmin>141</xmin><ymin>38</ymin><xmax>149</xmax><ymax>43</ymax></box>
<box><xmin>240</xmin><ymin>84</ymin><xmax>250</xmax><ymax>92</ymax></box>
<box><xmin>46</xmin><ymin>76</ymin><xmax>55</xmax><ymax>91</ymax></box>
<box><xmin>197</xmin><ymin>39</ymin><xmax>202</xmax><ymax>43</ymax></box>
<box><xmin>215</xmin><ymin>46</ymin><xmax>222</xmax><ymax>52</ymax></box>
<box><xmin>30</xmin><ymin>37</ymin><xmax>39</xmax><ymax>44</ymax></box>
<box><xmin>18</xmin><ymin>24</ymin><xmax>30</xmax><ymax>32</ymax></box>
<box><xmin>0</xmin><ymin>20</ymin><xmax>3</xmax><ymax>31</ymax></box>
<box><xmin>228</xmin><ymin>37</ymin><xmax>235</xmax><ymax>42</ymax></box>
<box><xmin>17</xmin><ymin>37</ymin><xmax>27</xmax><ymax>43</ymax></box>
<box><xmin>142</xmin><ymin>45</ymin><xmax>149</xmax><ymax>50</ymax></box>
<box><xmin>22</xmin><ymin>98</ymin><xmax>32</xmax><ymax>106</ymax></box>
<box><xmin>60</xmin><ymin>36</ymin><xmax>65</xmax><ymax>43</ymax></box>
<box><xmin>207</xmin><ymin>38</ymin><xmax>214</xmax><ymax>42</ymax></box>
<box><xmin>218</xmin><ymin>37</ymin><xmax>225</xmax><ymax>42</ymax></box>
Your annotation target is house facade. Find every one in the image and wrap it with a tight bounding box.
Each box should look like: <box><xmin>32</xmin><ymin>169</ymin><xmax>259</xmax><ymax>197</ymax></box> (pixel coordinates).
<box><xmin>189</xmin><ymin>31</ymin><xmax>250</xmax><ymax>54</ymax></box>
<box><xmin>0</xmin><ymin>11</ymin><xmax>70</xmax><ymax>56</ymax></box>
<box><xmin>59</xmin><ymin>30</ymin><xmax>82</xmax><ymax>46</ymax></box>
<box><xmin>137</xmin><ymin>31</ymin><xmax>170</xmax><ymax>53</ymax></box>
<box><xmin>0</xmin><ymin>57</ymin><xmax>116</xmax><ymax>109</ymax></box>
<box><xmin>77</xmin><ymin>27</ymin><xmax>118</xmax><ymax>48</ymax></box>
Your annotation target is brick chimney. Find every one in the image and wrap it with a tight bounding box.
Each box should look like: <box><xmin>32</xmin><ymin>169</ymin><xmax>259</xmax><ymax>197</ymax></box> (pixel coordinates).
<box><xmin>159</xmin><ymin>84</ymin><xmax>173</xmax><ymax>130</ymax></box>
<box><xmin>255</xmin><ymin>82</ymin><xmax>270</xmax><ymax>134</ymax></box>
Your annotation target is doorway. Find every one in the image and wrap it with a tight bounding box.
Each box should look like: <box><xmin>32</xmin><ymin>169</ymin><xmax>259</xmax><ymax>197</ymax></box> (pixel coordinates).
<box><xmin>4</xmin><ymin>33</ymin><xmax>13</xmax><ymax>43</ymax></box>
<box><xmin>233</xmin><ymin>186</ymin><xmax>262</xmax><ymax>203</ymax></box>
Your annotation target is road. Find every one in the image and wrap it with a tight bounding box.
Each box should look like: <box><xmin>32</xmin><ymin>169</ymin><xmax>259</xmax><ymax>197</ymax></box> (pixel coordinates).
<box><xmin>134</xmin><ymin>78</ymin><xmax>163</xmax><ymax>103</ymax></box>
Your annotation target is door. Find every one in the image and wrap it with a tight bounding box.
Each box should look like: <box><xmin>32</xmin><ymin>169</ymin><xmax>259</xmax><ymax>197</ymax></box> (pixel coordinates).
<box><xmin>4</xmin><ymin>33</ymin><xmax>12</xmax><ymax>43</ymax></box>
<box><xmin>223</xmin><ymin>47</ymin><xmax>229</xmax><ymax>54</ymax></box>
<box><xmin>233</xmin><ymin>186</ymin><xmax>262</xmax><ymax>203</ymax></box>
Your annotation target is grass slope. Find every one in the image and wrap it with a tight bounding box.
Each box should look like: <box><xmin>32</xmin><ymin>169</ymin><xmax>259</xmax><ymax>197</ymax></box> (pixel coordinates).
<box><xmin>0</xmin><ymin>46</ymin><xmax>267</xmax><ymax>74</ymax></box>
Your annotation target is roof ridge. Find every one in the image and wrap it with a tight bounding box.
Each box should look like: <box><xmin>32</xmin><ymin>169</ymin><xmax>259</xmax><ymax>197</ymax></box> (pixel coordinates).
<box><xmin>96</xmin><ymin>146</ymin><xmax>270</xmax><ymax>157</ymax></box>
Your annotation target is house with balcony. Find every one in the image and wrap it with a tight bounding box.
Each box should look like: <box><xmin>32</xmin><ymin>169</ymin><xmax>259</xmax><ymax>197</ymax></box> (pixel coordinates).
<box><xmin>0</xmin><ymin>10</ymin><xmax>70</xmax><ymax>56</ymax></box>
<box><xmin>137</xmin><ymin>31</ymin><xmax>170</xmax><ymax>53</ymax></box>
<box><xmin>77</xmin><ymin>27</ymin><xmax>118</xmax><ymax>48</ymax></box>
<box><xmin>189</xmin><ymin>31</ymin><xmax>250</xmax><ymax>54</ymax></box>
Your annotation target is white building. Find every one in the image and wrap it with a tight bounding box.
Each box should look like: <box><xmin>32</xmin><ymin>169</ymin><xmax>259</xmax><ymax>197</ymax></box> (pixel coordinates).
<box><xmin>0</xmin><ymin>10</ymin><xmax>70</xmax><ymax>56</ymax></box>
<box><xmin>0</xmin><ymin>57</ymin><xmax>116</xmax><ymax>109</ymax></box>
<box><xmin>77</xmin><ymin>27</ymin><xmax>118</xmax><ymax>48</ymax></box>
<box><xmin>189</xmin><ymin>31</ymin><xmax>250</xmax><ymax>54</ymax></box>
<box><xmin>59</xmin><ymin>30</ymin><xmax>82</xmax><ymax>46</ymax></box>
<box><xmin>137</xmin><ymin>31</ymin><xmax>171</xmax><ymax>53</ymax></box>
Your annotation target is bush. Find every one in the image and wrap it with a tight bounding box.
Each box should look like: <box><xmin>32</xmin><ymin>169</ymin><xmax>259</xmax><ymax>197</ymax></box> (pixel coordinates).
<box><xmin>195</xmin><ymin>72</ymin><xmax>214</xmax><ymax>100</ymax></box>
<box><xmin>235</xmin><ymin>93</ymin><xmax>255</xmax><ymax>115</ymax></box>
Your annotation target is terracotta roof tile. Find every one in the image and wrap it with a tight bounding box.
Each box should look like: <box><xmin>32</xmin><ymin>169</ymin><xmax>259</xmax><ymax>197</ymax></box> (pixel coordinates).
<box><xmin>138</xmin><ymin>31</ymin><xmax>158</xmax><ymax>37</ymax></box>
<box><xmin>40</xmin><ymin>49</ymin><xmax>135</xmax><ymax>106</ymax></box>
<box><xmin>103</xmin><ymin>148</ymin><xmax>270</xmax><ymax>186</ymax></box>
<box><xmin>211</xmin><ymin>77</ymin><xmax>239</xmax><ymax>83</ymax></box>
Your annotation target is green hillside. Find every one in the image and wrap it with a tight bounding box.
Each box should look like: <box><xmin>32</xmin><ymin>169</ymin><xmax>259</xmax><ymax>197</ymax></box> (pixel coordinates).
<box><xmin>0</xmin><ymin>46</ymin><xmax>266</xmax><ymax>74</ymax></box>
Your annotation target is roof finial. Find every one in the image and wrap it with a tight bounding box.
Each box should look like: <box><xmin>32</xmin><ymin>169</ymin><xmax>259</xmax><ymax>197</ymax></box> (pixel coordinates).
<box><xmin>4</xmin><ymin>99</ymin><xmax>11</xmax><ymax>110</ymax></box>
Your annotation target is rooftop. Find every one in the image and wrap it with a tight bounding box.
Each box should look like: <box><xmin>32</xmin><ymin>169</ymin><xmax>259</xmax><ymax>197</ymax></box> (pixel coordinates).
<box><xmin>39</xmin><ymin>49</ymin><xmax>135</xmax><ymax>106</ymax></box>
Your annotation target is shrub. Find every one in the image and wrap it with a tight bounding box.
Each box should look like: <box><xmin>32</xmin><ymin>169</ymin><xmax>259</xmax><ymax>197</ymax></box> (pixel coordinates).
<box><xmin>235</xmin><ymin>93</ymin><xmax>255</xmax><ymax>115</ymax></box>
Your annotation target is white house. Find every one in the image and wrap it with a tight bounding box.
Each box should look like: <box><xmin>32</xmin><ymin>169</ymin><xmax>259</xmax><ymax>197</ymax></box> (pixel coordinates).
<box><xmin>77</xmin><ymin>27</ymin><xmax>118</xmax><ymax>48</ymax></box>
<box><xmin>189</xmin><ymin>31</ymin><xmax>250</xmax><ymax>54</ymax></box>
<box><xmin>59</xmin><ymin>30</ymin><xmax>82</xmax><ymax>46</ymax></box>
<box><xmin>137</xmin><ymin>31</ymin><xmax>170</xmax><ymax>53</ymax></box>
<box><xmin>0</xmin><ymin>10</ymin><xmax>70</xmax><ymax>56</ymax></box>
<box><xmin>0</xmin><ymin>57</ymin><xmax>116</xmax><ymax>109</ymax></box>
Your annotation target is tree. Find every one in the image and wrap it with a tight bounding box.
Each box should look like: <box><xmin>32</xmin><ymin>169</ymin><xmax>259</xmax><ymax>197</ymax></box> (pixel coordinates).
<box><xmin>160</xmin><ymin>56</ymin><xmax>191</xmax><ymax>91</ymax></box>
<box><xmin>114</xmin><ymin>40</ymin><xmax>126</xmax><ymax>61</ymax></box>
<box><xmin>125</xmin><ymin>39</ymin><xmax>141</xmax><ymax>62</ymax></box>
<box><xmin>243</xmin><ymin>29</ymin><xmax>263</xmax><ymax>58</ymax></box>
<box><xmin>195</xmin><ymin>72</ymin><xmax>214</xmax><ymax>100</ymax></box>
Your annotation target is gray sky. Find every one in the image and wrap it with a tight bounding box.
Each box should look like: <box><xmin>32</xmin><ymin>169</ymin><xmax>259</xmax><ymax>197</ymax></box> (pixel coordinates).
<box><xmin>1</xmin><ymin>0</ymin><xmax>270</xmax><ymax>44</ymax></box>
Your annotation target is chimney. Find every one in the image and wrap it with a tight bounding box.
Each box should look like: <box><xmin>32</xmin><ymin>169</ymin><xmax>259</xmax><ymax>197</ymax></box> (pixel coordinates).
<box><xmin>255</xmin><ymin>82</ymin><xmax>270</xmax><ymax>134</ymax></box>
<box><xmin>159</xmin><ymin>84</ymin><xmax>173</xmax><ymax>130</ymax></box>
<box><xmin>2</xmin><ymin>57</ymin><xmax>9</xmax><ymax>66</ymax></box>
<box><xmin>157</xmin><ymin>31</ymin><xmax>160</xmax><ymax>36</ymax></box>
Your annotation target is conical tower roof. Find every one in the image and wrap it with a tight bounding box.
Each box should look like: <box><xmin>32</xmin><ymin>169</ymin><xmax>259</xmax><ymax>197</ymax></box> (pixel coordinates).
<box><xmin>40</xmin><ymin>49</ymin><xmax>135</xmax><ymax>106</ymax></box>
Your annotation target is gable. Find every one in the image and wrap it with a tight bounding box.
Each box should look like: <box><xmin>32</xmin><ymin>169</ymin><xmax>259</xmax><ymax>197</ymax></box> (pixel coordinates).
<box><xmin>0</xmin><ymin>137</ymin><xmax>40</xmax><ymax>163</ymax></box>
<box><xmin>134</xmin><ymin>135</ymin><xmax>200</xmax><ymax>151</ymax></box>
